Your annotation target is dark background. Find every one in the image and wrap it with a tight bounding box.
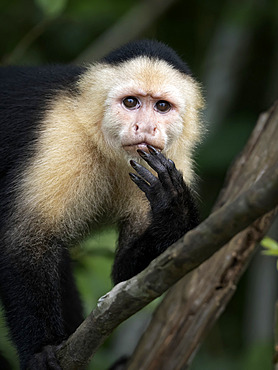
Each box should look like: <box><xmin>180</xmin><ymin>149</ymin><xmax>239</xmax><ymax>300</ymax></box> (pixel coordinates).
<box><xmin>0</xmin><ymin>0</ymin><xmax>278</xmax><ymax>368</ymax></box>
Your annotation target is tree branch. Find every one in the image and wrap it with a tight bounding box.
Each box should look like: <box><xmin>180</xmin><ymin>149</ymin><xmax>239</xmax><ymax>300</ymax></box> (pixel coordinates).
<box><xmin>56</xmin><ymin>103</ymin><xmax>278</xmax><ymax>369</ymax></box>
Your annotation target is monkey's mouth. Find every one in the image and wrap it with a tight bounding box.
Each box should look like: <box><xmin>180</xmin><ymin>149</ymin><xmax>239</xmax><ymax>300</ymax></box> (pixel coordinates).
<box><xmin>123</xmin><ymin>142</ymin><xmax>162</xmax><ymax>154</ymax></box>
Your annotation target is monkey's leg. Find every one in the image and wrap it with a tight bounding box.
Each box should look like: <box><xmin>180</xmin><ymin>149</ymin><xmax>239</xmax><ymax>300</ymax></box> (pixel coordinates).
<box><xmin>0</xmin><ymin>242</ymin><xmax>79</xmax><ymax>370</ymax></box>
<box><xmin>112</xmin><ymin>145</ymin><xmax>199</xmax><ymax>284</ymax></box>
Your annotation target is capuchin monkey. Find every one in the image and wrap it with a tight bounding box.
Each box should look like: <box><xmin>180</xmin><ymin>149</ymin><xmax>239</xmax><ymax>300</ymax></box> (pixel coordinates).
<box><xmin>0</xmin><ymin>40</ymin><xmax>204</xmax><ymax>369</ymax></box>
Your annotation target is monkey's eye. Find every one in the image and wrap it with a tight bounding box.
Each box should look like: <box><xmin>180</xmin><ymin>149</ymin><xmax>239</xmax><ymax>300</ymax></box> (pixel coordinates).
<box><xmin>122</xmin><ymin>96</ymin><xmax>140</xmax><ymax>109</ymax></box>
<box><xmin>155</xmin><ymin>100</ymin><xmax>171</xmax><ymax>113</ymax></box>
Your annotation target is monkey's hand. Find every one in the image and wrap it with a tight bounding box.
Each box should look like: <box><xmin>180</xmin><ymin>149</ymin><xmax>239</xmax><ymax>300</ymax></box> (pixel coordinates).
<box><xmin>112</xmin><ymin>145</ymin><xmax>199</xmax><ymax>284</ymax></box>
<box><xmin>27</xmin><ymin>345</ymin><xmax>62</xmax><ymax>370</ymax></box>
<box><xmin>129</xmin><ymin>145</ymin><xmax>198</xmax><ymax>231</ymax></box>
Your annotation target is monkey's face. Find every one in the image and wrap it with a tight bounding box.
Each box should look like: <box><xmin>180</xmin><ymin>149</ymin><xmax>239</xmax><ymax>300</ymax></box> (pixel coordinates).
<box><xmin>109</xmin><ymin>92</ymin><xmax>184</xmax><ymax>158</ymax></box>
<box><xmin>100</xmin><ymin>58</ymin><xmax>192</xmax><ymax>159</ymax></box>
<box><xmin>79</xmin><ymin>57</ymin><xmax>202</xmax><ymax>164</ymax></box>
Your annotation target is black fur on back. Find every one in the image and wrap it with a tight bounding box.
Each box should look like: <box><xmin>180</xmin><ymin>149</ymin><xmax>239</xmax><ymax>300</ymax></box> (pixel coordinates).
<box><xmin>102</xmin><ymin>39</ymin><xmax>191</xmax><ymax>75</ymax></box>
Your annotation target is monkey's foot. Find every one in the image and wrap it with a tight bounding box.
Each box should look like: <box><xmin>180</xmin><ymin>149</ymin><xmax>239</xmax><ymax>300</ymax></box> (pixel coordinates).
<box><xmin>27</xmin><ymin>345</ymin><xmax>61</xmax><ymax>370</ymax></box>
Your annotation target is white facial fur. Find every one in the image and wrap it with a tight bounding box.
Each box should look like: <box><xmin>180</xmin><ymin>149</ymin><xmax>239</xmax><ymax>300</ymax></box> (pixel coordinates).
<box><xmin>99</xmin><ymin>57</ymin><xmax>193</xmax><ymax>159</ymax></box>
<box><xmin>106</xmin><ymin>94</ymin><xmax>183</xmax><ymax>158</ymax></box>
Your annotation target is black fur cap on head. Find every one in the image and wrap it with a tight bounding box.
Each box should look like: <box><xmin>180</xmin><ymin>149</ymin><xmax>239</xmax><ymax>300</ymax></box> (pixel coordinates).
<box><xmin>102</xmin><ymin>39</ymin><xmax>192</xmax><ymax>76</ymax></box>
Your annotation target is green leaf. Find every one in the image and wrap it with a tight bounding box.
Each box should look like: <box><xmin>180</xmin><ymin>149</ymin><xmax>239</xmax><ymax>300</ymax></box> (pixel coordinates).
<box><xmin>261</xmin><ymin>237</ymin><xmax>278</xmax><ymax>271</ymax></box>
<box><xmin>262</xmin><ymin>250</ymin><xmax>278</xmax><ymax>256</ymax></box>
<box><xmin>261</xmin><ymin>237</ymin><xmax>278</xmax><ymax>252</ymax></box>
<box><xmin>35</xmin><ymin>0</ymin><xmax>67</xmax><ymax>18</ymax></box>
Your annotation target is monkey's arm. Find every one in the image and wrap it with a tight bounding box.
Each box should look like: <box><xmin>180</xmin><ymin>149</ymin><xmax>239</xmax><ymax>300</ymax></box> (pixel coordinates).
<box><xmin>112</xmin><ymin>145</ymin><xmax>199</xmax><ymax>284</ymax></box>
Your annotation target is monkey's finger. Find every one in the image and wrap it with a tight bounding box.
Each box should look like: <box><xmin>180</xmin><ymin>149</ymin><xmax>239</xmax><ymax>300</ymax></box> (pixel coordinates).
<box><xmin>148</xmin><ymin>147</ymin><xmax>179</xmax><ymax>183</ymax></box>
<box><xmin>129</xmin><ymin>173</ymin><xmax>150</xmax><ymax>194</ymax></box>
<box><xmin>147</xmin><ymin>145</ymin><xmax>169</xmax><ymax>167</ymax></box>
<box><xmin>147</xmin><ymin>147</ymin><xmax>184</xmax><ymax>193</ymax></box>
<box><xmin>165</xmin><ymin>159</ymin><xmax>185</xmax><ymax>194</ymax></box>
<box><xmin>130</xmin><ymin>160</ymin><xmax>158</xmax><ymax>186</ymax></box>
<box><xmin>138</xmin><ymin>148</ymin><xmax>174</xmax><ymax>190</ymax></box>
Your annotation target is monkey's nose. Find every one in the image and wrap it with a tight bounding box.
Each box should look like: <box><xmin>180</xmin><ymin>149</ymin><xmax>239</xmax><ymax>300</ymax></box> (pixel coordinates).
<box><xmin>133</xmin><ymin>122</ymin><xmax>157</xmax><ymax>135</ymax></box>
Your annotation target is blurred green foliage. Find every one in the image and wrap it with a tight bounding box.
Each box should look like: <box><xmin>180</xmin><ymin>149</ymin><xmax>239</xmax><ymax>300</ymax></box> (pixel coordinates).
<box><xmin>261</xmin><ymin>237</ymin><xmax>278</xmax><ymax>269</ymax></box>
<box><xmin>35</xmin><ymin>0</ymin><xmax>67</xmax><ymax>18</ymax></box>
<box><xmin>0</xmin><ymin>0</ymin><xmax>278</xmax><ymax>368</ymax></box>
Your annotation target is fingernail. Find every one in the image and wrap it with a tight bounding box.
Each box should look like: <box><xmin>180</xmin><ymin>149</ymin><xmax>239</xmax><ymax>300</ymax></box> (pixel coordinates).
<box><xmin>147</xmin><ymin>145</ymin><xmax>157</xmax><ymax>154</ymax></box>
<box><xmin>137</xmin><ymin>149</ymin><xmax>147</xmax><ymax>157</ymax></box>
<box><xmin>130</xmin><ymin>160</ymin><xmax>137</xmax><ymax>168</ymax></box>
